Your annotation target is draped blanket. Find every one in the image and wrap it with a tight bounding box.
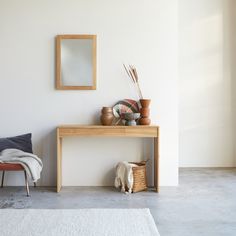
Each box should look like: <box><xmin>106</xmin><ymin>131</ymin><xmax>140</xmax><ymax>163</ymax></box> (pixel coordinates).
<box><xmin>0</xmin><ymin>149</ymin><xmax>43</xmax><ymax>182</ymax></box>
<box><xmin>114</xmin><ymin>161</ymin><xmax>137</xmax><ymax>193</ymax></box>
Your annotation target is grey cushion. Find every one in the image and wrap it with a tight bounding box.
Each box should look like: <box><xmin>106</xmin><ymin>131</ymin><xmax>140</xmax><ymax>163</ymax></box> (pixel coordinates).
<box><xmin>0</xmin><ymin>133</ymin><xmax>33</xmax><ymax>153</ymax></box>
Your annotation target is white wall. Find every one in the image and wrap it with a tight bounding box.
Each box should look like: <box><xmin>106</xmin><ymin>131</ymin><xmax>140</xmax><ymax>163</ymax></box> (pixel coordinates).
<box><xmin>0</xmin><ymin>0</ymin><xmax>179</xmax><ymax>186</ymax></box>
<box><xmin>179</xmin><ymin>0</ymin><xmax>235</xmax><ymax>167</ymax></box>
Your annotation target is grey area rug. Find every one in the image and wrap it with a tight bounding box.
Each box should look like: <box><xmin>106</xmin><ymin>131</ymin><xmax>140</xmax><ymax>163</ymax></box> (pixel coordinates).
<box><xmin>0</xmin><ymin>208</ymin><xmax>160</xmax><ymax>236</ymax></box>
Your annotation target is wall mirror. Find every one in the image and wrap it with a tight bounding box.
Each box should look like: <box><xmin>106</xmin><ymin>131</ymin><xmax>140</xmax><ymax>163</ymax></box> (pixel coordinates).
<box><xmin>56</xmin><ymin>35</ymin><xmax>97</xmax><ymax>90</ymax></box>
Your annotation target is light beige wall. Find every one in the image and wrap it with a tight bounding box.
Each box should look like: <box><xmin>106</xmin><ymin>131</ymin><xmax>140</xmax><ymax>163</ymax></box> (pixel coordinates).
<box><xmin>230</xmin><ymin>0</ymin><xmax>236</xmax><ymax>166</ymax></box>
<box><xmin>179</xmin><ymin>0</ymin><xmax>235</xmax><ymax>167</ymax></box>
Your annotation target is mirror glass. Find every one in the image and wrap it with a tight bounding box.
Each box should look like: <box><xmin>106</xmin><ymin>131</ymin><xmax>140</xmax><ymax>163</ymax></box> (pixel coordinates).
<box><xmin>56</xmin><ymin>35</ymin><xmax>96</xmax><ymax>90</ymax></box>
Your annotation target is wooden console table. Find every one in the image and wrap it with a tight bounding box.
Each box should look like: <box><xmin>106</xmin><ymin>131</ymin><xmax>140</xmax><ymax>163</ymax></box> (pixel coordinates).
<box><xmin>57</xmin><ymin>125</ymin><xmax>159</xmax><ymax>193</ymax></box>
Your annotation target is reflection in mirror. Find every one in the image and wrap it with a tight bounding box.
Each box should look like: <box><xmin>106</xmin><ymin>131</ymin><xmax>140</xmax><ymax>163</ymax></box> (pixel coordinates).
<box><xmin>56</xmin><ymin>35</ymin><xmax>96</xmax><ymax>90</ymax></box>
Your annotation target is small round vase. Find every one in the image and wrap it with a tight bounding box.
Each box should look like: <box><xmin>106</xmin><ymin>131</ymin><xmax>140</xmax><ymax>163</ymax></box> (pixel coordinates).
<box><xmin>100</xmin><ymin>107</ymin><xmax>114</xmax><ymax>126</ymax></box>
<box><xmin>139</xmin><ymin>117</ymin><xmax>151</xmax><ymax>125</ymax></box>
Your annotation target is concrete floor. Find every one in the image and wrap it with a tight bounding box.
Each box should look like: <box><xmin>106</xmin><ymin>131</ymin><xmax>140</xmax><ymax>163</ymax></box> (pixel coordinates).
<box><xmin>0</xmin><ymin>168</ymin><xmax>236</xmax><ymax>236</ymax></box>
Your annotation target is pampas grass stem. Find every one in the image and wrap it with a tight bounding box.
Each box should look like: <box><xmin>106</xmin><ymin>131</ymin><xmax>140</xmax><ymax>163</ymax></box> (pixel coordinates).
<box><xmin>123</xmin><ymin>64</ymin><xmax>143</xmax><ymax>99</ymax></box>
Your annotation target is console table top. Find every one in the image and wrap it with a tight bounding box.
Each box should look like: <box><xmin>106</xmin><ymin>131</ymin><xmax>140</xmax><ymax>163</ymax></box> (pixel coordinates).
<box><xmin>57</xmin><ymin>125</ymin><xmax>159</xmax><ymax>138</ymax></box>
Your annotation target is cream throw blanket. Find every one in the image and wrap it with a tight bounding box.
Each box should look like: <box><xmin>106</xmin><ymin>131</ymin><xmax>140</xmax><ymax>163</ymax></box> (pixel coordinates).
<box><xmin>114</xmin><ymin>161</ymin><xmax>137</xmax><ymax>193</ymax></box>
<box><xmin>0</xmin><ymin>149</ymin><xmax>43</xmax><ymax>182</ymax></box>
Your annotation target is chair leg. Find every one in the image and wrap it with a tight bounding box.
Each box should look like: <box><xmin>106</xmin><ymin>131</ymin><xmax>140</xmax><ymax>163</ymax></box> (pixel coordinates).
<box><xmin>1</xmin><ymin>171</ymin><xmax>5</xmax><ymax>188</ymax></box>
<box><xmin>24</xmin><ymin>171</ymin><xmax>30</xmax><ymax>197</ymax></box>
<box><xmin>34</xmin><ymin>182</ymin><xmax>36</xmax><ymax>188</ymax></box>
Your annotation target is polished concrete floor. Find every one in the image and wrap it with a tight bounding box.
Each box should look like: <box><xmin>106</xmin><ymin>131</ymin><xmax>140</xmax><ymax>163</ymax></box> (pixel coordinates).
<box><xmin>0</xmin><ymin>168</ymin><xmax>236</xmax><ymax>236</ymax></box>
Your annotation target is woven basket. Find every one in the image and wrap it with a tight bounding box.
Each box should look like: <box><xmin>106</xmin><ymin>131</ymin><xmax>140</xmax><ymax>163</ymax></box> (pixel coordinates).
<box><xmin>129</xmin><ymin>161</ymin><xmax>148</xmax><ymax>193</ymax></box>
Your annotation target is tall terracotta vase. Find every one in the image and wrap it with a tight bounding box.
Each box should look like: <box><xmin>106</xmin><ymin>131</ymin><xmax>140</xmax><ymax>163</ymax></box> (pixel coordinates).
<box><xmin>139</xmin><ymin>99</ymin><xmax>151</xmax><ymax>125</ymax></box>
<box><xmin>100</xmin><ymin>107</ymin><xmax>114</xmax><ymax>126</ymax></box>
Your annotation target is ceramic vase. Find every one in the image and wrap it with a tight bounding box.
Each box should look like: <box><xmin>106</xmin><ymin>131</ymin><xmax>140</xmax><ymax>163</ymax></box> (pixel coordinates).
<box><xmin>100</xmin><ymin>107</ymin><xmax>114</xmax><ymax>126</ymax></box>
<box><xmin>139</xmin><ymin>99</ymin><xmax>151</xmax><ymax>125</ymax></box>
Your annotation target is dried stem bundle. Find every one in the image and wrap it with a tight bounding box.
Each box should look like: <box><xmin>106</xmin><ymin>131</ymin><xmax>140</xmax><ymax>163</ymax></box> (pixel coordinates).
<box><xmin>123</xmin><ymin>64</ymin><xmax>143</xmax><ymax>99</ymax></box>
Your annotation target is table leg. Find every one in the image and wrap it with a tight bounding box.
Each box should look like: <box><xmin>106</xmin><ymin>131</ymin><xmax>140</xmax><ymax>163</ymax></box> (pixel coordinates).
<box><xmin>57</xmin><ymin>131</ymin><xmax>62</xmax><ymax>193</ymax></box>
<box><xmin>154</xmin><ymin>137</ymin><xmax>159</xmax><ymax>192</ymax></box>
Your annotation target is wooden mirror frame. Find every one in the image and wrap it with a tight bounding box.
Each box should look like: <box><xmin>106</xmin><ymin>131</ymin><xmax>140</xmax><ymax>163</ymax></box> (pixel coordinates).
<box><xmin>56</xmin><ymin>34</ymin><xmax>97</xmax><ymax>90</ymax></box>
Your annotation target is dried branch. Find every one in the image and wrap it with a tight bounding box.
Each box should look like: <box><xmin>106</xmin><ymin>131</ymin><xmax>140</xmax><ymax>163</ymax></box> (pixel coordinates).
<box><xmin>123</xmin><ymin>64</ymin><xmax>143</xmax><ymax>99</ymax></box>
